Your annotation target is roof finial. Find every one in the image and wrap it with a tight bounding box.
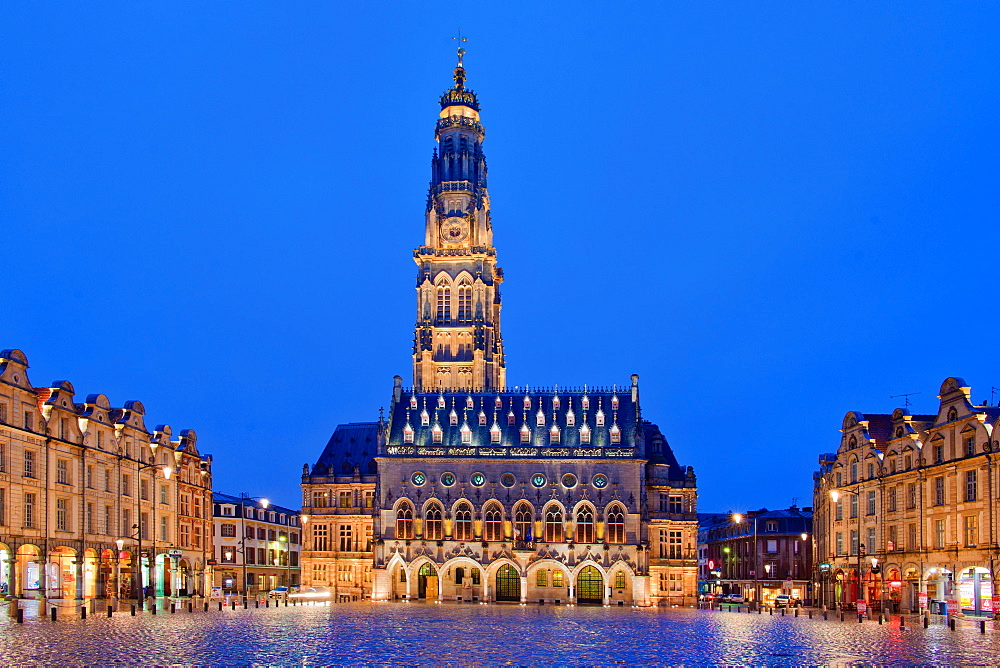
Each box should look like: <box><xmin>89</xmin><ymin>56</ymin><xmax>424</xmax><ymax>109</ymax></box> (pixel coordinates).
<box><xmin>452</xmin><ymin>30</ymin><xmax>469</xmax><ymax>89</ymax></box>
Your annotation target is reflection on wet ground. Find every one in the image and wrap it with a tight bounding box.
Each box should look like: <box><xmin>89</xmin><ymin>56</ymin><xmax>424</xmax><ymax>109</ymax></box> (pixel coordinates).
<box><xmin>0</xmin><ymin>600</ymin><xmax>997</xmax><ymax>665</ymax></box>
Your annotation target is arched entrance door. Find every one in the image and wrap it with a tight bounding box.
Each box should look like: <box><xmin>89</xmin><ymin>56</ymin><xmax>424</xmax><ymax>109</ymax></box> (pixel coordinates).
<box><xmin>496</xmin><ymin>564</ymin><xmax>520</xmax><ymax>602</ymax></box>
<box><xmin>577</xmin><ymin>565</ymin><xmax>603</xmax><ymax>605</ymax></box>
<box><xmin>417</xmin><ymin>563</ymin><xmax>437</xmax><ymax>600</ymax></box>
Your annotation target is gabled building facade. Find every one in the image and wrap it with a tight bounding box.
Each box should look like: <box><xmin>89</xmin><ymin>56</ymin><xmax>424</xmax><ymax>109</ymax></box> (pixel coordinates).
<box><xmin>301</xmin><ymin>48</ymin><xmax>698</xmax><ymax>606</ymax></box>
<box><xmin>0</xmin><ymin>348</ymin><xmax>213</xmax><ymax>601</ymax></box>
<box><xmin>813</xmin><ymin>377</ymin><xmax>1000</xmax><ymax>617</ymax></box>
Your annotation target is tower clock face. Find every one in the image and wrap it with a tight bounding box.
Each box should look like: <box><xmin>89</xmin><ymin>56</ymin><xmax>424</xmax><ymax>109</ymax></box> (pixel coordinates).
<box><xmin>442</xmin><ymin>217</ymin><xmax>469</xmax><ymax>243</ymax></box>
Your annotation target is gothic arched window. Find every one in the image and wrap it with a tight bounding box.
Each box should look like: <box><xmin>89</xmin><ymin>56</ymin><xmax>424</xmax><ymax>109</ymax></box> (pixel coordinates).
<box><xmin>606</xmin><ymin>505</ymin><xmax>626</xmax><ymax>544</ymax></box>
<box><xmin>514</xmin><ymin>502</ymin><xmax>532</xmax><ymax>541</ymax></box>
<box><xmin>575</xmin><ymin>505</ymin><xmax>595</xmax><ymax>543</ymax></box>
<box><xmin>396</xmin><ymin>501</ymin><xmax>413</xmax><ymax>540</ymax></box>
<box><xmin>424</xmin><ymin>502</ymin><xmax>443</xmax><ymax>540</ymax></box>
<box><xmin>436</xmin><ymin>285</ymin><xmax>451</xmax><ymax>324</ymax></box>
<box><xmin>544</xmin><ymin>506</ymin><xmax>564</xmax><ymax>543</ymax></box>
<box><xmin>453</xmin><ymin>502</ymin><xmax>473</xmax><ymax>541</ymax></box>
<box><xmin>457</xmin><ymin>281</ymin><xmax>473</xmax><ymax>323</ymax></box>
<box><xmin>484</xmin><ymin>502</ymin><xmax>503</xmax><ymax>542</ymax></box>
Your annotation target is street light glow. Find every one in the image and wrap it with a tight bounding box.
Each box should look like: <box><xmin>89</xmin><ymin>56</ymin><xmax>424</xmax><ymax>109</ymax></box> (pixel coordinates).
<box><xmin>732</xmin><ymin>513</ymin><xmax>743</xmax><ymax>523</ymax></box>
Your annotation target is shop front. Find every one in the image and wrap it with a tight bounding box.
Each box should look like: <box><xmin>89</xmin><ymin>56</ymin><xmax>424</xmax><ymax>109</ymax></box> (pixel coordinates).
<box><xmin>959</xmin><ymin>567</ymin><xmax>993</xmax><ymax>617</ymax></box>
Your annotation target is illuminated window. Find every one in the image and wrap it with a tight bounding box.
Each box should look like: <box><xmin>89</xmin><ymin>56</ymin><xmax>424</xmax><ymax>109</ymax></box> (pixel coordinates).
<box><xmin>552</xmin><ymin>571</ymin><xmax>564</xmax><ymax>587</ymax></box>
<box><xmin>520</xmin><ymin>424</ymin><xmax>530</xmax><ymax>443</ymax></box>
<box><xmin>544</xmin><ymin>507</ymin><xmax>563</xmax><ymax>542</ymax></box>
<box><xmin>454</xmin><ymin>502</ymin><xmax>473</xmax><ymax>541</ymax></box>
<box><xmin>436</xmin><ymin>285</ymin><xmax>451</xmax><ymax>324</ymax></box>
<box><xmin>424</xmin><ymin>503</ymin><xmax>443</xmax><ymax>540</ymax></box>
<box><xmin>575</xmin><ymin>506</ymin><xmax>594</xmax><ymax>543</ymax></box>
<box><xmin>596</xmin><ymin>410</ymin><xmax>605</xmax><ymax>427</ymax></box>
<box><xmin>549</xmin><ymin>425</ymin><xmax>560</xmax><ymax>444</ymax></box>
<box><xmin>606</xmin><ymin>506</ymin><xmax>625</xmax><ymax>544</ymax></box>
<box><xmin>484</xmin><ymin>502</ymin><xmax>503</xmax><ymax>541</ymax></box>
<box><xmin>609</xmin><ymin>424</ymin><xmax>621</xmax><ymax>443</ymax></box>
<box><xmin>513</xmin><ymin>502</ymin><xmax>532</xmax><ymax>541</ymax></box>
<box><xmin>615</xmin><ymin>571</ymin><xmax>626</xmax><ymax>589</ymax></box>
<box><xmin>457</xmin><ymin>282</ymin><xmax>472</xmax><ymax>323</ymax></box>
<box><xmin>536</xmin><ymin>570</ymin><xmax>547</xmax><ymax>586</ymax></box>
<box><xmin>395</xmin><ymin>503</ymin><xmax>413</xmax><ymax>540</ymax></box>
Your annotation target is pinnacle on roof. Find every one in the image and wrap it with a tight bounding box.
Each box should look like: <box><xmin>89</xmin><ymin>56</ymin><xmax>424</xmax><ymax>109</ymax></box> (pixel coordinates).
<box><xmin>440</xmin><ymin>42</ymin><xmax>480</xmax><ymax>111</ymax></box>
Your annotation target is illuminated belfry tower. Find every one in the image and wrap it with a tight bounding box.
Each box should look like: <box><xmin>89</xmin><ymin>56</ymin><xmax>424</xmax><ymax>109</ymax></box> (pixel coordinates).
<box><xmin>412</xmin><ymin>46</ymin><xmax>505</xmax><ymax>392</ymax></box>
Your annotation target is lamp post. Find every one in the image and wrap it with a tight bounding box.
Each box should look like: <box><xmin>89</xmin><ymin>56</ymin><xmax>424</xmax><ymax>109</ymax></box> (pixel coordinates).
<box><xmin>829</xmin><ymin>489</ymin><xmax>840</xmax><ymax>609</ymax></box>
<box><xmin>114</xmin><ymin>538</ymin><xmax>124</xmax><ymax>605</ymax></box>
<box><xmin>733</xmin><ymin>512</ymin><xmax>759</xmax><ymax>607</ymax></box>
<box><xmin>130</xmin><ymin>462</ymin><xmax>172</xmax><ymax>608</ymax></box>
<box><xmin>238</xmin><ymin>495</ymin><xmax>269</xmax><ymax>599</ymax></box>
<box><xmin>278</xmin><ymin>535</ymin><xmax>290</xmax><ymax>589</ymax></box>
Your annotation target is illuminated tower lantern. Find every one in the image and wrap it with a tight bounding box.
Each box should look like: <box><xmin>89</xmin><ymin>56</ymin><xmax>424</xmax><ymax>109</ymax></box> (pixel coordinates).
<box><xmin>412</xmin><ymin>45</ymin><xmax>505</xmax><ymax>392</ymax></box>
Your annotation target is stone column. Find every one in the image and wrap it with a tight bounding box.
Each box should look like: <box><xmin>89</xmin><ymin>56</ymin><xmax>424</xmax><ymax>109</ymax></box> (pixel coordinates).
<box><xmin>519</xmin><ymin>574</ymin><xmax>527</xmax><ymax>603</ymax></box>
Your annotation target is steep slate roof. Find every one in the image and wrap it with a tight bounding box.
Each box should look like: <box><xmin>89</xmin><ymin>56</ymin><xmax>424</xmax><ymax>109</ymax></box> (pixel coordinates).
<box><xmin>642</xmin><ymin>420</ymin><xmax>687</xmax><ymax>480</ymax></box>
<box><xmin>310</xmin><ymin>422</ymin><xmax>379</xmax><ymax>476</ymax></box>
<box><xmin>386</xmin><ymin>387</ymin><xmax>640</xmax><ymax>453</ymax></box>
<box><xmin>863</xmin><ymin>414</ymin><xmax>894</xmax><ymax>448</ymax></box>
<box><xmin>213</xmin><ymin>491</ymin><xmax>298</xmax><ymax>517</ymax></box>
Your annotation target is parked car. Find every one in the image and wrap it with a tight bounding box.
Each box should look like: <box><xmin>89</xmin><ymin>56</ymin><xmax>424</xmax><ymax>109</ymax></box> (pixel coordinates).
<box><xmin>268</xmin><ymin>586</ymin><xmax>295</xmax><ymax>598</ymax></box>
<box><xmin>773</xmin><ymin>595</ymin><xmax>792</xmax><ymax>607</ymax></box>
<box><xmin>288</xmin><ymin>586</ymin><xmax>332</xmax><ymax>601</ymax></box>
<box><xmin>725</xmin><ymin>594</ymin><xmax>745</xmax><ymax>604</ymax></box>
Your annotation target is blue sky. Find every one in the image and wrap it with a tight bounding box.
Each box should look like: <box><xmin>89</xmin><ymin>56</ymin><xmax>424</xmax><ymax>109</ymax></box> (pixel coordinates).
<box><xmin>3</xmin><ymin>2</ymin><xmax>998</xmax><ymax>513</ymax></box>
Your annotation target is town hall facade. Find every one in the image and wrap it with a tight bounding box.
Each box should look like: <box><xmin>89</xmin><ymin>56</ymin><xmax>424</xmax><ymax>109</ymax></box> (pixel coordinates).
<box><xmin>300</xmin><ymin>50</ymin><xmax>698</xmax><ymax>606</ymax></box>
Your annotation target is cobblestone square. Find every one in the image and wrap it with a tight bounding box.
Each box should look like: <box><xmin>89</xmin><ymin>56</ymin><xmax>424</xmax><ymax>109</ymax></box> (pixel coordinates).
<box><xmin>1</xmin><ymin>600</ymin><xmax>998</xmax><ymax>665</ymax></box>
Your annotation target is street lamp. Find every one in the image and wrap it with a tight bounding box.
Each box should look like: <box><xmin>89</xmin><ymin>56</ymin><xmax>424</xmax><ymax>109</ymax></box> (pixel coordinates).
<box><xmin>130</xmin><ymin>462</ymin><xmax>173</xmax><ymax>608</ymax></box>
<box><xmin>732</xmin><ymin>512</ymin><xmax>759</xmax><ymax>607</ymax></box>
<box><xmin>114</xmin><ymin>539</ymin><xmax>124</xmax><ymax>603</ymax></box>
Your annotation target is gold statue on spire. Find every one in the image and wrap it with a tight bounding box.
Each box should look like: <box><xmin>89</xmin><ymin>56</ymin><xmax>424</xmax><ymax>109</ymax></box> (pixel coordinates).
<box><xmin>452</xmin><ymin>30</ymin><xmax>468</xmax><ymax>88</ymax></box>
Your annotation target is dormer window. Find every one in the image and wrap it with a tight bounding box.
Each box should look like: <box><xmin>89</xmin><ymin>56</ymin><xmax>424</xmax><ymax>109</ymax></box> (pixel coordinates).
<box><xmin>520</xmin><ymin>424</ymin><xmax>531</xmax><ymax>443</ymax></box>
<box><xmin>466</xmin><ymin>396</ymin><xmax>474</xmax><ymax>409</ymax></box>
<box><xmin>552</xmin><ymin>396</ymin><xmax>560</xmax><ymax>411</ymax></box>
<box><xmin>490</xmin><ymin>422</ymin><xmax>501</xmax><ymax>443</ymax></box>
<box><xmin>478</xmin><ymin>411</ymin><xmax>487</xmax><ymax>426</ymax></box>
<box><xmin>410</xmin><ymin>396</ymin><xmax>417</xmax><ymax>409</ymax></box>
<box><xmin>403</xmin><ymin>423</ymin><xmax>414</xmax><ymax>444</ymax></box>
<box><xmin>611</xmin><ymin>395</ymin><xmax>619</xmax><ymax>410</ymax></box>
<box><xmin>609</xmin><ymin>423</ymin><xmax>621</xmax><ymax>444</ymax></box>
<box><xmin>432</xmin><ymin>424</ymin><xmax>443</xmax><ymax>444</ymax></box>
<box><xmin>550</xmin><ymin>425</ymin><xmax>560</xmax><ymax>444</ymax></box>
<box><xmin>536</xmin><ymin>408</ymin><xmax>545</xmax><ymax>426</ymax></box>
<box><xmin>450</xmin><ymin>409</ymin><xmax>459</xmax><ymax>426</ymax></box>
<box><xmin>460</xmin><ymin>423</ymin><xmax>472</xmax><ymax>444</ymax></box>
<box><xmin>495</xmin><ymin>396</ymin><xmax>502</xmax><ymax>408</ymax></box>
<box><xmin>523</xmin><ymin>395</ymin><xmax>531</xmax><ymax>410</ymax></box>
<box><xmin>420</xmin><ymin>409</ymin><xmax>430</xmax><ymax>427</ymax></box>
<box><xmin>580</xmin><ymin>423</ymin><xmax>591</xmax><ymax>444</ymax></box>
<box><xmin>596</xmin><ymin>409</ymin><xmax>605</xmax><ymax>427</ymax></box>
<box><xmin>507</xmin><ymin>410</ymin><xmax>515</xmax><ymax>425</ymax></box>
<box><xmin>438</xmin><ymin>396</ymin><xmax>446</xmax><ymax>409</ymax></box>
<box><xmin>566</xmin><ymin>408</ymin><xmax>575</xmax><ymax>426</ymax></box>
<box><xmin>582</xmin><ymin>396</ymin><xmax>589</xmax><ymax>411</ymax></box>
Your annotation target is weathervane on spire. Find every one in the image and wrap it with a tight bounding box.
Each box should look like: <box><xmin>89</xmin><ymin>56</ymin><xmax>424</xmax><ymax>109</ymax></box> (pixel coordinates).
<box><xmin>453</xmin><ymin>29</ymin><xmax>468</xmax><ymax>67</ymax></box>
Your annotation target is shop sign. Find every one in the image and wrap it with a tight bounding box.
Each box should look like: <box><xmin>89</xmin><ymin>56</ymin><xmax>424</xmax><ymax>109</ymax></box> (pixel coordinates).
<box><xmin>918</xmin><ymin>592</ymin><xmax>928</xmax><ymax>609</ymax></box>
<box><xmin>857</xmin><ymin>600</ymin><xmax>867</xmax><ymax>614</ymax></box>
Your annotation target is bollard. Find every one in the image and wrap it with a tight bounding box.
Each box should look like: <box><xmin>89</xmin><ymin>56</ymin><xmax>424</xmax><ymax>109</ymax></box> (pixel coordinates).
<box><xmin>823</xmin><ymin>610</ymin><xmax>828</xmax><ymax>620</ymax></box>
<box><xmin>899</xmin><ymin>615</ymin><xmax>905</xmax><ymax>628</ymax></box>
<box><xmin>107</xmin><ymin>605</ymin><xmax>113</xmax><ymax>618</ymax></box>
<box><xmin>878</xmin><ymin>614</ymin><xmax>883</xmax><ymax>625</ymax></box>
<box><xmin>808</xmin><ymin>609</ymin><xmax>812</xmax><ymax>619</ymax></box>
<box><xmin>769</xmin><ymin>607</ymin><xmax>773</xmax><ymax>616</ymax></box>
<box><xmin>284</xmin><ymin>598</ymin><xmax>288</xmax><ymax>607</ymax></box>
<box><xmin>7</xmin><ymin>598</ymin><xmax>18</xmax><ymax>619</ymax></box>
<box><xmin>188</xmin><ymin>602</ymin><xmax>193</xmax><ymax>613</ymax></box>
<box><xmin>758</xmin><ymin>606</ymin><xmax>761</xmax><ymax>614</ymax></box>
<box><xmin>50</xmin><ymin>607</ymin><xmax>57</xmax><ymax>622</ymax></box>
<box><xmin>204</xmin><ymin>602</ymin><xmax>209</xmax><ymax>612</ymax></box>
<box><xmin>170</xmin><ymin>603</ymin><xmax>176</xmax><ymax>614</ymax></box>
<box><xmin>781</xmin><ymin>607</ymin><xmax>785</xmax><ymax>617</ymax></box>
<box><xmin>949</xmin><ymin>617</ymin><xmax>956</xmax><ymax>631</ymax></box>
<box><xmin>981</xmin><ymin>620</ymin><xmax>986</xmax><ymax>634</ymax></box>
<box><xmin>231</xmin><ymin>600</ymin><xmax>236</xmax><ymax>610</ymax></box>
<box><xmin>243</xmin><ymin>598</ymin><xmax>248</xmax><ymax>609</ymax></box>
<box><xmin>794</xmin><ymin>608</ymin><xmax>799</xmax><ymax>617</ymax></box>
<box><xmin>266</xmin><ymin>599</ymin><xmax>270</xmax><ymax>608</ymax></box>
<box><xmin>131</xmin><ymin>604</ymin><xmax>136</xmax><ymax>616</ymax></box>
<box><xmin>923</xmin><ymin>615</ymin><xmax>929</xmax><ymax>628</ymax></box>
<box><xmin>255</xmin><ymin>600</ymin><xmax>260</xmax><ymax>609</ymax></box>
<box><xmin>151</xmin><ymin>604</ymin><xmax>156</xmax><ymax>615</ymax></box>
<box><xmin>16</xmin><ymin>608</ymin><xmax>24</xmax><ymax>624</ymax></box>
<box><xmin>841</xmin><ymin>611</ymin><xmax>845</xmax><ymax>622</ymax></box>
<box><xmin>81</xmin><ymin>606</ymin><xmax>87</xmax><ymax>620</ymax></box>
<box><xmin>858</xmin><ymin>613</ymin><xmax>863</xmax><ymax>623</ymax></box>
